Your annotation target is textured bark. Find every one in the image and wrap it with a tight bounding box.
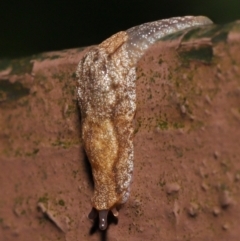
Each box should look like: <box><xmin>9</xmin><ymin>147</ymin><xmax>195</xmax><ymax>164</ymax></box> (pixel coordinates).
<box><xmin>0</xmin><ymin>21</ymin><xmax>240</xmax><ymax>241</ymax></box>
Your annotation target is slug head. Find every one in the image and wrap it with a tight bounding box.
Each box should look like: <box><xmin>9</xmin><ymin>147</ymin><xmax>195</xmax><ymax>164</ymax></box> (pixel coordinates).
<box><xmin>126</xmin><ymin>16</ymin><xmax>213</xmax><ymax>64</ymax></box>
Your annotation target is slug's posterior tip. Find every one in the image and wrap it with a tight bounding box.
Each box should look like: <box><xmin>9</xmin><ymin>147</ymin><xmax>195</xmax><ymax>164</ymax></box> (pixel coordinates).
<box><xmin>88</xmin><ymin>208</ymin><xmax>109</xmax><ymax>230</ymax></box>
<box><xmin>99</xmin><ymin>210</ymin><xmax>109</xmax><ymax>230</ymax></box>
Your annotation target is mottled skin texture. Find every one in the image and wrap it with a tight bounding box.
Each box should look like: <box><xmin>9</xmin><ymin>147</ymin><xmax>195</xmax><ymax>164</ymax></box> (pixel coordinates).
<box><xmin>76</xmin><ymin>32</ymin><xmax>136</xmax><ymax>229</ymax></box>
<box><xmin>76</xmin><ymin>16</ymin><xmax>212</xmax><ymax>230</ymax></box>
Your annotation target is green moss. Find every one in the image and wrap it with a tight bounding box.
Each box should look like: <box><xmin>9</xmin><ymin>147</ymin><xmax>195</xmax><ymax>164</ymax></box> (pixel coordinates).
<box><xmin>182</xmin><ymin>28</ymin><xmax>204</xmax><ymax>41</ymax></box>
<box><xmin>58</xmin><ymin>199</ymin><xmax>65</xmax><ymax>206</ymax></box>
<box><xmin>212</xmin><ymin>31</ymin><xmax>228</xmax><ymax>43</ymax></box>
<box><xmin>14</xmin><ymin>196</ymin><xmax>24</xmax><ymax>205</ymax></box>
<box><xmin>51</xmin><ymin>72</ymin><xmax>66</xmax><ymax>83</ymax></box>
<box><xmin>172</xmin><ymin>145</ymin><xmax>183</xmax><ymax>158</ymax></box>
<box><xmin>182</xmin><ymin>25</ymin><xmax>221</xmax><ymax>41</ymax></box>
<box><xmin>190</xmin><ymin>120</ymin><xmax>204</xmax><ymax>131</ymax></box>
<box><xmin>147</xmin><ymin>93</ymin><xmax>152</xmax><ymax>99</ymax></box>
<box><xmin>76</xmin><ymin>47</ymin><xmax>87</xmax><ymax>52</ymax></box>
<box><xmin>38</xmin><ymin>194</ymin><xmax>49</xmax><ymax>204</ymax></box>
<box><xmin>72</xmin><ymin>169</ymin><xmax>79</xmax><ymax>179</ymax></box>
<box><xmin>71</xmin><ymin>72</ymin><xmax>77</xmax><ymax>79</ymax></box>
<box><xmin>173</xmin><ymin>122</ymin><xmax>185</xmax><ymax>129</ymax></box>
<box><xmin>220</xmin><ymin>159</ymin><xmax>232</xmax><ymax>173</ymax></box>
<box><xmin>158</xmin><ymin>58</ymin><xmax>163</xmax><ymax>65</ymax></box>
<box><xmin>157</xmin><ymin>120</ymin><xmax>168</xmax><ymax>130</ymax></box>
<box><xmin>25</xmin><ymin>148</ymin><xmax>39</xmax><ymax>157</ymax></box>
<box><xmin>150</xmin><ymin>77</ymin><xmax>155</xmax><ymax>83</ymax></box>
<box><xmin>10</xmin><ymin>58</ymin><xmax>33</xmax><ymax>75</ymax></box>
<box><xmin>49</xmin><ymin>55</ymin><xmax>61</xmax><ymax>60</ymax></box>
<box><xmin>0</xmin><ymin>79</ymin><xmax>30</xmax><ymax>103</ymax></box>
<box><xmin>134</xmin><ymin>118</ymin><xmax>142</xmax><ymax>134</ymax></box>
<box><xmin>219</xmin><ymin>183</ymin><xmax>228</xmax><ymax>191</ymax></box>
<box><xmin>158</xmin><ymin>179</ymin><xmax>166</xmax><ymax>187</ymax></box>
<box><xmin>179</xmin><ymin>46</ymin><xmax>213</xmax><ymax>64</ymax></box>
<box><xmin>64</xmin><ymin>104</ymin><xmax>76</xmax><ymax>118</ymax></box>
<box><xmin>51</xmin><ymin>138</ymin><xmax>79</xmax><ymax>149</ymax></box>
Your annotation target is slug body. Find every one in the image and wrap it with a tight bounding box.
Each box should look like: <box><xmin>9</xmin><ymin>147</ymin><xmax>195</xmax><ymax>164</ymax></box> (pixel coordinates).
<box><xmin>76</xmin><ymin>16</ymin><xmax>212</xmax><ymax>230</ymax></box>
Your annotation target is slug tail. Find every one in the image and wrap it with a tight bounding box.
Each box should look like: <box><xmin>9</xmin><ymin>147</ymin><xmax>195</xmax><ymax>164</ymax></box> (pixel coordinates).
<box><xmin>88</xmin><ymin>208</ymin><xmax>109</xmax><ymax>230</ymax></box>
<box><xmin>88</xmin><ymin>207</ymin><xmax>120</xmax><ymax>230</ymax></box>
<box><xmin>99</xmin><ymin>210</ymin><xmax>109</xmax><ymax>230</ymax></box>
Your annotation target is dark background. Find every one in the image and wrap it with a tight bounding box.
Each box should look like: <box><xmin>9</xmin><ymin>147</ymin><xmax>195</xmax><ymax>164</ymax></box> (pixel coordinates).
<box><xmin>1</xmin><ymin>0</ymin><xmax>240</xmax><ymax>58</ymax></box>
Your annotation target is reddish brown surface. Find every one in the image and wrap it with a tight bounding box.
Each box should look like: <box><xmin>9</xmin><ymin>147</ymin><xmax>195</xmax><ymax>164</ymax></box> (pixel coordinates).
<box><xmin>0</xmin><ymin>23</ymin><xmax>240</xmax><ymax>241</ymax></box>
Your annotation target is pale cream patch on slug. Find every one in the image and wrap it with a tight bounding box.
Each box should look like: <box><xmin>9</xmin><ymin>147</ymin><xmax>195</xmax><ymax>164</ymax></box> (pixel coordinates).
<box><xmin>76</xmin><ymin>15</ymin><xmax>213</xmax><ymax>230</ymax></box>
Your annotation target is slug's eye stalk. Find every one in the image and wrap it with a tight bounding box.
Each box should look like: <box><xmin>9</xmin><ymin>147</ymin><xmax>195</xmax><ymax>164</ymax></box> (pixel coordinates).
<box><xmin>88</xmin><ymin>208</ymin><xmax>109</xmax><ymax>230</ymax></box>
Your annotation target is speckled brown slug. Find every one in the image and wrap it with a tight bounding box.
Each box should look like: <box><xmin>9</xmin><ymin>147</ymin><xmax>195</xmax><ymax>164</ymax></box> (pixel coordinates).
<box><xmin>76</xmin><ymin>16</ymin><xmax>212</xmax><ymax>230</ymax></box>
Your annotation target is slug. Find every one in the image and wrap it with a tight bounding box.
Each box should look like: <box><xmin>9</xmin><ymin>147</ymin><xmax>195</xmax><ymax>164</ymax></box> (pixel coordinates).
<box><xmin>76</xmin><ymin>16</ymin><xmax>212</xmax><ymax>230</ymax></box>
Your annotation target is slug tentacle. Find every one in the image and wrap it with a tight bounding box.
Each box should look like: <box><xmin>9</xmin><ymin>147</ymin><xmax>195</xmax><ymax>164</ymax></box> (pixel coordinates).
<box><xmin>76</xmin><ymin>15</ymin><xmax>213</xmax><ymax>230</ymax></box>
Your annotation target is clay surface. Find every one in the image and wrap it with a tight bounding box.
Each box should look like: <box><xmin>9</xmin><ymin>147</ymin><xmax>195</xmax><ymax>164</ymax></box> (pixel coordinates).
<box><xmin>0</xmin><ymin>22</ymin><xmax>240</xmax><ymax>241</ymax></box>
